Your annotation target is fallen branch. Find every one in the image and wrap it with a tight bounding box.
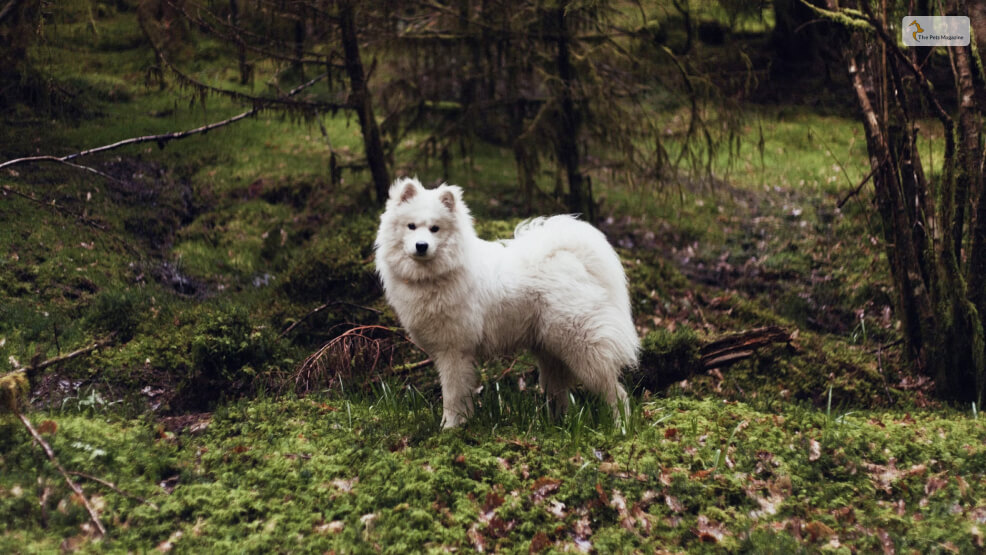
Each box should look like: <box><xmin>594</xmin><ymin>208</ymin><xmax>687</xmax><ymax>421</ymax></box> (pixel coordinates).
<box><xmin>18</xmin><ymin>412</ymin><xmax>106</xmax><ymax>537</ymax></box>
<box><xmin>68</xmin><ymin>471</ymin><xmax>159</xmax><ymax>510</ymax></box>
<box><xmin>278</xmin><ymin>301</ymin><xmax>382</xmax><ymax>339</ymax></box>
<box><xmin>0</xmin><ymin>72</ymin><xmax>328</xmax><ymax>172</ymax></box>
<box><xmin>632</xmin><ymin>326</ymin><xmax>794</xmax><ymax>392</ymax></box>
<box><xmin>11</xmin><ymin>336</ymin><xmax>114</xmax><ymax>379</ymax></box>
<box><xmin>699</xmin><ymin>326</ymin><xmax>793</xmax><ymax>369</ymax></box>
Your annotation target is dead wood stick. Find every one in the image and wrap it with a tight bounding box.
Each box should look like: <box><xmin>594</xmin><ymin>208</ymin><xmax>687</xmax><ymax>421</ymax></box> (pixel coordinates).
<box><xmin>17</xmin><ymin>412</ymin><xmax>107</xmax><ymax>537</ymax></box>
<box><xmin>0</xmin><ymin>0</ymin><xmax>22</xmax><ymax>25</ymax></box>
<box><xmin>279</xmin><ymin>301</ymin><xmax>382</xmax><ymax>338</ymax></box>
<box><xmin>1</xmin><ymin>184</ymin><xmax>109</xmax><ymax>231</ymax></box>
<box><xmin>0</xmin><ymin>72</ymin><xmax>328</xmax><ymax>172</ymax></box>
<box><xmin>68</xmin><ymin>471</ymin><xmax>160</xmax><ymax>510</ymax></box>
<box><xmin>837</xmin><ymin>165</ymin><xmax>878</xmax><ymax>209</ymax></box>
<box><xmin>11</xmin><ymin>337</ymin><xmax>113</xmax><ymax>377</ymax></box>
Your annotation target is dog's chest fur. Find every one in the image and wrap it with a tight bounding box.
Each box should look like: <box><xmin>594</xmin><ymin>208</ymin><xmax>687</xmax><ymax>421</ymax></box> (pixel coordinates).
<box><xmin>389</xmin><ymin>269</ymin><xmax>535</xmax><ymax>358</ymax></box>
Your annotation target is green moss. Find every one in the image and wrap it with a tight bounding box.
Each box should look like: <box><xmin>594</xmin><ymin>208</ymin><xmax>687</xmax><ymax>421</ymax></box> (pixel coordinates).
<box><xmin>280</xmin><ymin>222</ymin><xmax>377</xmax><ymax>303</ymax></box>
<box><xmin>4</xmin><ymin>395</ymin><xmax>986</xmax><ymax>552</ymax></box>
<box><xmin>637</xmin><ymin>326</ymin><xmax>702</xmax><ymax>387</ymax></box>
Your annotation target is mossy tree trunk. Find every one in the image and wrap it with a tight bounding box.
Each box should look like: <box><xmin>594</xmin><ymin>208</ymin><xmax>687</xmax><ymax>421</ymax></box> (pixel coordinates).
<box><xmin>833</xmin><ymin>1</ymin><xmax>985</xmax><ymax>403</ymax></box>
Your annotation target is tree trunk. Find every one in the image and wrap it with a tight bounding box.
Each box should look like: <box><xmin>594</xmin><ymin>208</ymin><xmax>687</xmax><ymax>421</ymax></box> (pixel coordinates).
<box><xmin>836</xmin><ymin>1</ymin><xmax>985</xmax><ymax>404</ymax></box>
<box><xmin>550</xmin><ymin>6</ymin><xmax>595</xmax><ymax>222</ymax></box>
<box><xmin>338</xmin><ymin>1</ymin><xmax>390</xmax><ymax>205</ymax></box>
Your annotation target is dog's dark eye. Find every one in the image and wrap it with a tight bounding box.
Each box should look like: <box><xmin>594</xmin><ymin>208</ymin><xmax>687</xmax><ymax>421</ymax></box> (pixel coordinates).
<box><xmin>430</xmin><ymin>226</ymin><xmax>440</xmax><ymax>233</ymax></box>
<box><xmin>408</xmin><ymin>223</ymin><xmax>416</xmax><ymax>230</ymax></box>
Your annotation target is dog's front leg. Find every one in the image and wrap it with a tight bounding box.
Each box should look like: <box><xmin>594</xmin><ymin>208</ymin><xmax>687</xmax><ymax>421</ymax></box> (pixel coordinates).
<box><xmin>436</xmin><ymin>352</ymin><xmax>478</xmax><ymax>428</ymax></box>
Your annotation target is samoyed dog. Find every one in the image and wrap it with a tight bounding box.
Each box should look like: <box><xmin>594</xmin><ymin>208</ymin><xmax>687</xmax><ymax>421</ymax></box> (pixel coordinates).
<box><xmin>375</xmin><ymin>177</ymin><xmax>639</xmax><ymax>428</ymax></box>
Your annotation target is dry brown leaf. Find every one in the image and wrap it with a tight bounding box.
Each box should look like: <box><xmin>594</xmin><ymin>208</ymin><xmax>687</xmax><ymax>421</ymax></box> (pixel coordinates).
<box><xmin>529</xmin><ymin>531</ymin><xmax>551</xmax><ymax>553</ymax></box>
<box><xmin>805</xmin><ymin>520</ymin><xmax>835</xmax><ymax>542</ymax></box>
<box><xmin>530</xmin><ymin>477</ymin><xmax>561</xmax><ymax>502</ymax></box>
<box><xmin>694</xmin><ymin>515</ymin><xmax>728</xmax><ymax>543</ymax></box>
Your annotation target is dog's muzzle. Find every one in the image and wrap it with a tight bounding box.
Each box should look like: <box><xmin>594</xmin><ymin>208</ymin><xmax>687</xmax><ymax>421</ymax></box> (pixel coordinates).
<box><xmin>415</xmin><ymin>242</ymin><xmax>429</xmax><ymax>256</ymax></box>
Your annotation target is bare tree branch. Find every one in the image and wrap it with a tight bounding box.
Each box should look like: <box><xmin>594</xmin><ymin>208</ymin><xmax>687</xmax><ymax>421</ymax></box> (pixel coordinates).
<box><xmin>10</xmin><ymin>336</ymin><xmax>114</xmax><ymax>379</ymax></box>
<box><xmin>0</xmin><ymin>72</ymin><xmax>330</xmax><ymax>172</ymax></box>
<box><xmin>0</xmin><ymin>0</ymin><xmax>22</xmax><ymax>25</ymax></box>
<box><xmin>68</xmin><ymin>471</ymin><xmax>160</xmax><ymax>510</ymax></box>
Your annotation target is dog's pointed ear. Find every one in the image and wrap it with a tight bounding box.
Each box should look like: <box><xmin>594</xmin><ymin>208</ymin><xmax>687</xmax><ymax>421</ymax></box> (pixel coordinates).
<box><xmin>389</xmin><ymin>177</ymin><xmax>420</xmax><ymax>204</ymax></box>
<box><xmin>440</xmin><ymin>191</ymin><xmax>455</xmax><ymax>212</ymax></box>
<box><xmin>438</xmin><ymin>184</ymin><xmax>462</xmax><ymax>212</ymax></box>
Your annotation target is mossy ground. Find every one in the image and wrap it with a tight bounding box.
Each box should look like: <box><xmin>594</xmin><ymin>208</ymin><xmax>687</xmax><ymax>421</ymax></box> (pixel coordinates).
<box><xmin>0</xmin><ymin>2</ymin><xmax>968</xmax><ymax>552</ymax></box>
<box><xmin>4</xmin><ymin>394</ymin><xmax>986</xmax><ymax>553</ymax></box>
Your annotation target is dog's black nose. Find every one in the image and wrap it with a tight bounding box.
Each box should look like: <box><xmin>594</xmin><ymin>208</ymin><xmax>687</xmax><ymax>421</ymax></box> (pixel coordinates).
<box><xmin>415</xmin><ymin>242</ymin><xmax>429</xmax><ymax>255</ymax></box>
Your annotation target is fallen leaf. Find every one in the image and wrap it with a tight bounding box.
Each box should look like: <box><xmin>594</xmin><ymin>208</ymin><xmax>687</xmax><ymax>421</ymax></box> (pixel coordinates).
<box><xmin>924</xmin><ymin>473</ymin><xmax>948</xmax><ymax>496</ymax></box>
<box><xmin>482</xmin><ymin>490</ymin><xmax>505</xmax><ymax>513</ymax></box>
<box><xmin>805</xmin><ymin>520</ymin><xmax>835</xmax><ymax>542</ymax></box>
<box><xmin>610</xmin><ymin>490</ymin><xmax>635</xmax><ymax>531</ymax></box>
<box><xmin>156</xmin><ymin>530</ymin><xmax>183</xmax><ymax>552</ymax></box>
<box><xmin>665</xmin><ymin>494</ymin><xmax>684</xmax><ymax>513</ymax></box>
<box><xmin>694</xmin><ymin>515</ymin><xmax>727</xmax><ymax>543</ymax></box>
<box><xmin>529</xmin><ymin>531</ymin><xmax>551</xmax><ymax>553</ymax></box>
<box><xmin>531</xmin><ymin>477</ymin><xmax>561</xmax><ymax>502</ymax></box>
<box><xmin>468</xmin><ymin>524</ymin><xmax>486</xmax><ymax>553</ymax></box>
<box><xmin>547</xmin><ymin>499</ymin><xmax>566</xmax><ymax>519</ymax></box>
<box><xmin>331</xmin><ymin>477</ymin><xmax>358</xmax><ymax>493</ymax></box>
<box><xmin>876</xmin><ymin>528</ymin><xmax>895</xmax><ymax>554</ymax></box>
<box><xmin>38</xmin><ymin>420</ymin><xmax>57</xmax><ymax>435</ymax></box>
<box><xmin>314</xmin><ymin>521</ymin><xmax>344</xmax><ymax>535</ymax></box>
<box><xmin>809</xmin><ymin>439</ymin><xmax>821</xmax><ymax>461</ymax></box>
<box><xmin>573</xmin><ymin>512</ymin><xmax>592</xmax><ymax>541</ymax></box>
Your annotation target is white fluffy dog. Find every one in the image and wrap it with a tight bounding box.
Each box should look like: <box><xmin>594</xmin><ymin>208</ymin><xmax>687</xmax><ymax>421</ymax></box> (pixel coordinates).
<box><xmin>375</xmin><ymin>177</ymin><xmax>639</xmax><ymax>428</ymax></box>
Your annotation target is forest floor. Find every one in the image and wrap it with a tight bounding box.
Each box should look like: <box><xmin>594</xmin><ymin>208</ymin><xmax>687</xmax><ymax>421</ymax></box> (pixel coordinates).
<box><xmin>2</xmin><ymin>4</ymin><xmax>984</xmax><ymax>554</ymax></box>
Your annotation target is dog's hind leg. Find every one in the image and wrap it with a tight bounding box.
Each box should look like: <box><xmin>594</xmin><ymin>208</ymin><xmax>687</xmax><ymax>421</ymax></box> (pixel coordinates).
<box><xmin>436</xmin><ymin>352</ymin><xmax>479</xmax><ymax>428</ymax></box>
<box><xmin>535</xmin><ymin>352</ymin><xmax>572</xmax><ymax>418</ymax></box>
<box><xmin>554</xmin><ymin>339</ymin><xmax>631</xmax><ymax>425</ymax></box>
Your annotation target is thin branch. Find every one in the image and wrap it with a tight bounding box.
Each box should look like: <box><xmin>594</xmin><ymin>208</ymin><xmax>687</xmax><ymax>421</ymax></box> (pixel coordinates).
<box><xmin>68</xmin><ymin>471</ymin><xmax>160</xmax><ymax>510</ymax></box>
<box><xmin>0</xmin><ymin>72</ymin><xmax>330</xmax><ymax>172</ymax></box>
<box><xmin>0</xmin><ymin>184</ymin><xmax>108</xmax><ymax>231</ymax></box>
<box><xmin>17</xmin><ymin>412</ymin><xmax>106</xmax><ymax>537</ymax></box>
<box><xmin>279</xmin><ymin>301</ymin><xmax>382</xmax><ymax>339</ymax></box>
<box><xmin>838</xmin><ymin>165</ymin><xmax>878</xmax><ymax>208</ymax></box>
<box><xmin>11</xmin><ymin>336</ymin><xmax>113</xmax><ymax>377</ymax></box>
<box><xmin>0</xmin><ymin>0</ymin><xmax>22</xmax><ymax>25</ymax></box>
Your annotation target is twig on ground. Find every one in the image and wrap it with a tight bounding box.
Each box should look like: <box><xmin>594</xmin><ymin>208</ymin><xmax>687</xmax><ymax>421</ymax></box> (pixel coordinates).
<box><xmin>1</xmin><ymin>184</ymin><xmax>108</xmax><ymax>231</ymax></box>
<box><xmin>17</xmin><ymin>412</ymin><xmax>106</xmax><ymax>537</ymax></box>
<box><xmin>279</xmin><ymin>301</ymin><xmax>382</xmax><ymax>339</ymax></box>
<box><xmin>392</xmin><ymin>358</ymin><xmax>433</xmax><ymax>374</ymax></box>
<box><xmin>12</xmin><ymin>336</ymin><xmax>114</xmax><ymax>379</ymax></box>
<box><xmin>68</xmin><ymin>471</ymin><xmax>160</xmax><ymax>510</ymax></box>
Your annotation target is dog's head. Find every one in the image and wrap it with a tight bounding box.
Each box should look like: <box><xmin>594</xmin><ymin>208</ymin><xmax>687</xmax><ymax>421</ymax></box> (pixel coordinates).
<box><xmin>375</xmin><ymin>177</ymin><xmax>473</xmax><ymax>281</ymax></box>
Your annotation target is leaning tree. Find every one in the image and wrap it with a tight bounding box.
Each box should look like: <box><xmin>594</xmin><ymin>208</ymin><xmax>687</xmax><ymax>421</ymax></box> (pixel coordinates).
<box><xmin>819</xmin><ymin>1</ymin><xmax>985</xmax><ymax>403</ymax></box>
